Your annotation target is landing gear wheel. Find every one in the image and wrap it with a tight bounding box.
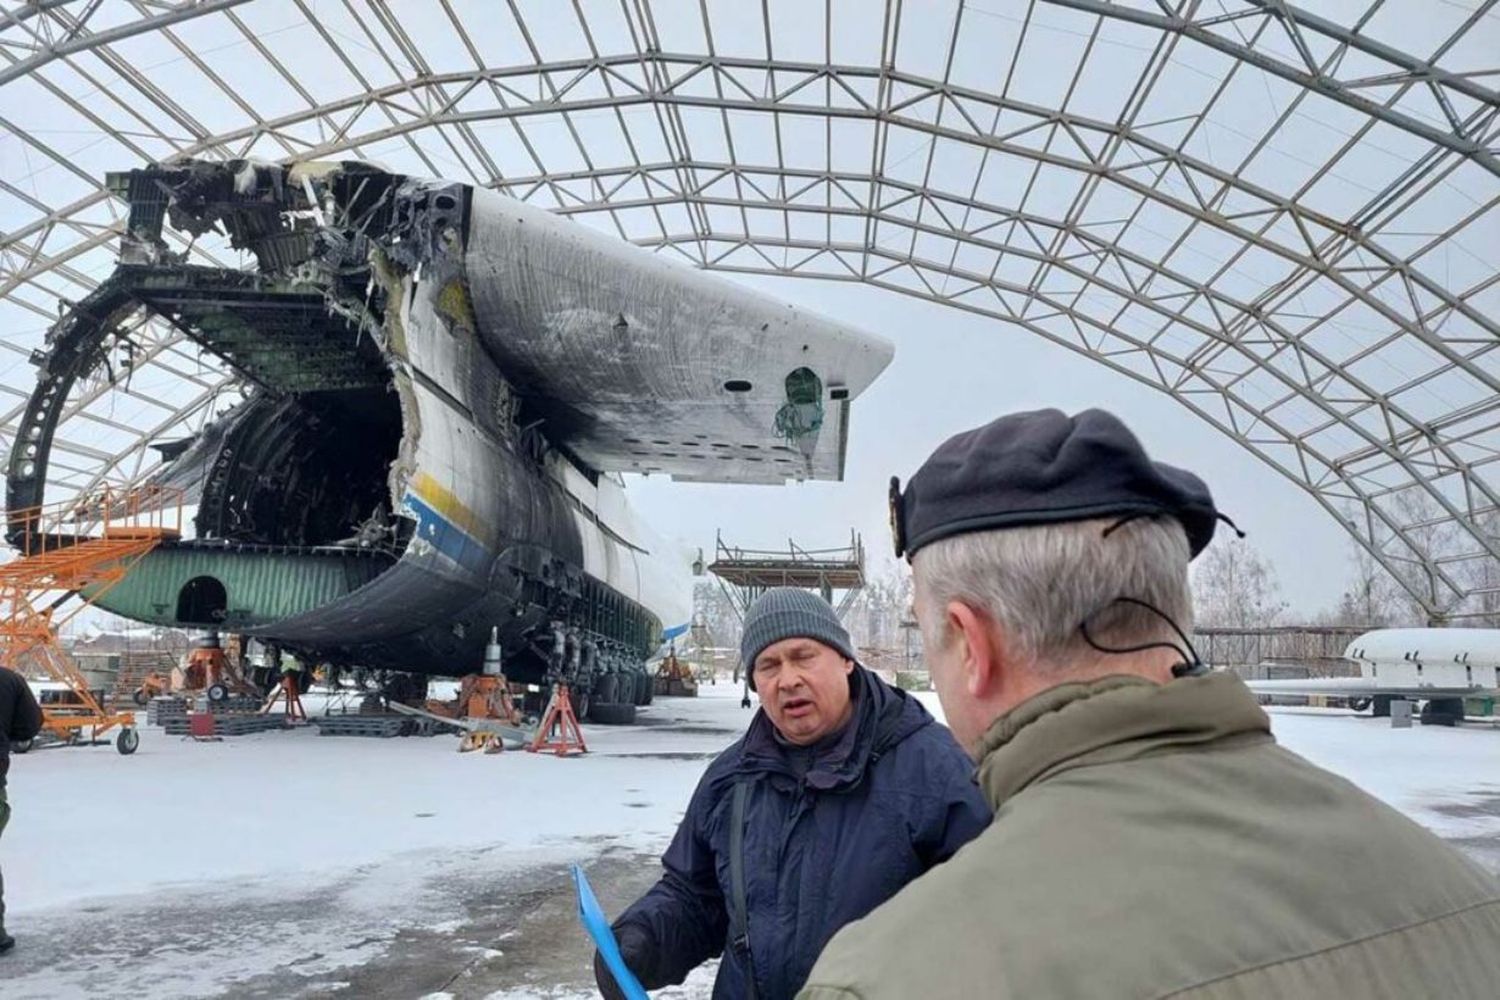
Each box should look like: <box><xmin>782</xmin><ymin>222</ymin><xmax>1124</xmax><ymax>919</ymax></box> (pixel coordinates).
<box><xmin>594</xmin><ymin>674</ymin><xmax>619</xmax><ymax>705</ymax></box>
<box><xmin>12</xmin><ymin>738</ymin><xmax>31</xmax><ymax>754</ymax></box>
<box><xmin>1420</xmin><ymin>697</ymin><xmax>1465</xmax><ymax>727</ymax></box>
<box><xmin>588</xmin><ymin>702</ymin><xmax>637</xmax><ymax>725</ymax></box>
<box><xmin>207</xmin><ymin>683</ymin><xmax>229</xmax><ymax>703</ymax></box>
<box><xmin>1347</xmin><ymin>697</ymin><xmax>1372</xmax><ymax>713</ymax></box>
<box><xmin>116</xmin><ymin>728</ymin><xmax>140</xmax><ymax>755</ymax></box>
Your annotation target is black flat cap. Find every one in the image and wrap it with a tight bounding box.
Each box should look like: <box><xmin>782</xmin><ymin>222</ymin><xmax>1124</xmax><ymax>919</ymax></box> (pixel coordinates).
<box><xmin>890</xmin><ymin>408</ymin><xmax>1228</xmax><ymax>560</ymax></box>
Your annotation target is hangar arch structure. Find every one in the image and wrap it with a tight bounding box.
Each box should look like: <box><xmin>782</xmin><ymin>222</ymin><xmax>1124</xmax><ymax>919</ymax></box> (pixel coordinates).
<box><xmin>0</xmin><ymin>0</ymin><xmax>1496</xmax><ymax>622</ymax></box>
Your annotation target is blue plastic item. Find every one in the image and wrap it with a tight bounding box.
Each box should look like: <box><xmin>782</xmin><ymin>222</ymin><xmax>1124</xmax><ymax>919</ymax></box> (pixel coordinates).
<box><xmin>573</xmin><ymin>864</ymin><xmax>650</xmax><ymax>1000</ymax></box>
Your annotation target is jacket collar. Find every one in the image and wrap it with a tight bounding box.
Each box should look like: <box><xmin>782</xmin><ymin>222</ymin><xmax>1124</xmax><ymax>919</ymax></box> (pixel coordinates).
<box><xmin>739</xmin><ymin>666</ymin><xmax>930</xmax><ymax>790</ymax></box>
<box><xmin>974</xmin><ymin>671</ymin><xmax>1271</xmax><ymax>810</ymax></box>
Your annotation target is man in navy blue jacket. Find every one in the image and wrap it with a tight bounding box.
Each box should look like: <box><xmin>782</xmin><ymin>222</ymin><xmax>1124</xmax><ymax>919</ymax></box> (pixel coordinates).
<box><xmin>596</xmin><ymin>588</ymin><xmax>989</xmax><ymax>999</ymax></box>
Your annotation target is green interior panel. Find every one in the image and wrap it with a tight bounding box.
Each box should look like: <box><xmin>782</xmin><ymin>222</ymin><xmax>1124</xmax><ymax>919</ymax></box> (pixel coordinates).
<box><xmin>84</xmin><ymin>544</ymin><xmax>392</xmax><ymax>629</ymax></box>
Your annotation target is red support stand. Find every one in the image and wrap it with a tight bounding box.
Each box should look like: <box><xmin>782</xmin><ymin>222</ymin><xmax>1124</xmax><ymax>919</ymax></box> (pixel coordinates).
<box><xmin>262</xmin><ymin>674</ymin><xmax>307</xmax><ymax>722</ymax></box>
<box><xmin>528</xmin><ymin>683</ymin><xmax>587</xmax><ymax>756</ymax></box>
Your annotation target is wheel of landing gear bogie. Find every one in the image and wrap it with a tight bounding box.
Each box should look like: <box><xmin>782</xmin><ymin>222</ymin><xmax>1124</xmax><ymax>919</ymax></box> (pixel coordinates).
<box><xmin>12</xmin><ymin>738</ymin><xmax>32</xmax><ymax>754</ymax></box>
<box><xmin>1347</xmin><ymin>697</ymin><xmax>1372</xmax><ymax>713</ymax></box>
<box><xmin>1419</xmin><ymin>697</ymin><xmax>1465</xmax><ymax>727</ymax></box>
<box><xmin>207</xmin><ymin>682</ymin><xmax>230</xmax><ymax>703</ymax></box>
<box><xmin>1372</xmin><ymin>695</ymin><xmax>1393</xmax><ymax>718</ymax></box>
<box><xmin>594</xmin><ymin>673</ymin><xmax>619</xmax><ymax>705</ymax></box>
<box><xmin>116</xmin><ymin>727</ymin><xmax>140</xmax><ymax>755</ymax></box>
<box><xmin>588</xmin><ymin>701</ymin><xmax>637</xmax><ymax>725</ymax></box>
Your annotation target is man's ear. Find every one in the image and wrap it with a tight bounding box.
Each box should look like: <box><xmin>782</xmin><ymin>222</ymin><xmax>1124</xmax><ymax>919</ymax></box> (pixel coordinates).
<box><xmin>946</xmin><ymin>600</ymin><xmax>999</xmax><ymax>698</ymax></box>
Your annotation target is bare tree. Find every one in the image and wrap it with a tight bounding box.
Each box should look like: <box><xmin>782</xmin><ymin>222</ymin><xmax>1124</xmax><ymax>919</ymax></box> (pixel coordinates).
<box><xmin>847</xmin><ymin>560</ymin><xmax>912</xmax><ymax>652</ymax></box>
<box><xmin>692</xmin><ymin>580</ymin><xmax>742</xmax><ymax>651</ymax></box>
<box><xmin>1455</xmin><ymin>510</ymin><xmax>1500</xmax><ymax>627</ymax></box>
<box><xmin>1192</xmin><ymin>539</ymin><xmax>1287</xmax><ymax>628</ymax></box>
<box><xmin>1335</xmin><ymin>536</ymin><xmax>1408</xmax><ymax>627</ymax></box>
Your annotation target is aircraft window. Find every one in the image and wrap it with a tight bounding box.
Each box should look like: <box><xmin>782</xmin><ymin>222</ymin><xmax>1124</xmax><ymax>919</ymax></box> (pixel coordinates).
<box><xmin>723</xmin><ymin>379</ymin><xmax>752</xmax><ymax>392</ymax></box>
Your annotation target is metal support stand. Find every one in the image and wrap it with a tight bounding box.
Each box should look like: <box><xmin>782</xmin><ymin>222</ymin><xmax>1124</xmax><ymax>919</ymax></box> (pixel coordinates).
<box><xmin>528</xmin><ymin>683</ymin><xmax>587</xmax><ymax>756</ymax></box>
<box><xmin>262</xmin><ymin>673</ymin><xmax>306</xmax><ymax>722</ymax></box>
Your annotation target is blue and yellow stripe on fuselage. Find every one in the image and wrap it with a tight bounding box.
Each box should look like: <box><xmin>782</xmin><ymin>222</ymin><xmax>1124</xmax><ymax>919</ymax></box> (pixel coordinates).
<box><xmin>401</xmin><ymin>471</ymin><xmax>492</xmax><ymax>578</ymax></box>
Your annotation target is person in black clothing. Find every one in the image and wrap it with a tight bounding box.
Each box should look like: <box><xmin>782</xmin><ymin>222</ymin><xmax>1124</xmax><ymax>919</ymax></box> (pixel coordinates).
<box><xmin>0</xmin><ymin>665</ymin><xmax>43</xmax><ymax>955</ymax></box>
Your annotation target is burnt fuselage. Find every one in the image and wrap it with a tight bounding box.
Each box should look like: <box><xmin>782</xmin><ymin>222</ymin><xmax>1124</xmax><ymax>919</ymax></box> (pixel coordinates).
<box><xmin>6</xmin><ymin>160</ymin><xmax>892</xmax><ymax>688</ymax></box>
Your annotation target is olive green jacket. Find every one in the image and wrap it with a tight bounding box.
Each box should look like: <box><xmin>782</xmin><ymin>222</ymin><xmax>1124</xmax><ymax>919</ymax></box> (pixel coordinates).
<box><xmin>799</xmin><ymin>672</ymin><xmax>1500</xmax><ymax>1000</ymax></box>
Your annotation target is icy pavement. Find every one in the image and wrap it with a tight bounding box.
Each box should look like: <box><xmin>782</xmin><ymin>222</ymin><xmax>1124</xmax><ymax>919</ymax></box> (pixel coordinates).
<box><xmin>2</xmin><ymin>686</ymin><xmax>1497</xmax><ymax>998</ymax></box>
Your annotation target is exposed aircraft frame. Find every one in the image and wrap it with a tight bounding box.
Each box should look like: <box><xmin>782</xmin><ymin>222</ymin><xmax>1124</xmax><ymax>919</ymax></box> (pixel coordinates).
<box><xmin>0</xmin><ymin>1</ymin><xmax>1496</xmax><ymax>621</ymax></box>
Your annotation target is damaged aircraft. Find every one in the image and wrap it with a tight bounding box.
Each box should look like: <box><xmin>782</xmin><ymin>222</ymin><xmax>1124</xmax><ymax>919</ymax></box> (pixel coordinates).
<box><xmin>5</xmin><ymin>160</ymin><xmax>892</xmax><ymax>716</ymax></box>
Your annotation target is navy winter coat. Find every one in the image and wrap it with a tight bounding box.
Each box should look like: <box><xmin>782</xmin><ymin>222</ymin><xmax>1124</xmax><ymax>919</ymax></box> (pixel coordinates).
<box><xmin>617</xmin><ymin>667</ymin><xmax>990</xmax><ymax>999</ymax></box>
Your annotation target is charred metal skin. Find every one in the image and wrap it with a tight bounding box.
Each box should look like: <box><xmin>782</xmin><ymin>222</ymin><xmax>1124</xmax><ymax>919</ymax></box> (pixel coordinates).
<box><xmin>6</xmin><ymin>160</ymin><xmax>893</xmax><ymax>691</ymax></box>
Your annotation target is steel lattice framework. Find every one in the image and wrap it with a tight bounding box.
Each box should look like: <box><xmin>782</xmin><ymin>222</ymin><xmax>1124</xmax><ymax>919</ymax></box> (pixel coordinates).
<box><xmin>0</xmin><ymin>0</ymin><xmax>1496</xmax><ymax>621</ymax></box>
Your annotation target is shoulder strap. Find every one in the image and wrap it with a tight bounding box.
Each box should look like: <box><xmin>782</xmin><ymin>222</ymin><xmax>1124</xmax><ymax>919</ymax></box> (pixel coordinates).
<box><xmin>728</xmin><ymin>778</ymin><xmax>759</xmax><ymax>1000</ymax></box>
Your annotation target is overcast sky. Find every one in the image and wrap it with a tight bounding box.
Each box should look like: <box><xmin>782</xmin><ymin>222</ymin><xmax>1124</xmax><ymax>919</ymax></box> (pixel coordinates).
<box><xmin>623</xmin><ymin>269</ymin><xmax>1354</xmax><ymax>616</ymax></box>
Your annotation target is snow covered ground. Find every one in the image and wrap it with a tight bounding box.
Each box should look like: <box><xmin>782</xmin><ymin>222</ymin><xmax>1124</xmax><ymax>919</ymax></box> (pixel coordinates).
<box><xmin>3</xmin><ymin>685</ymin><xmax>1497</xmax><ymax>999</ymax></box>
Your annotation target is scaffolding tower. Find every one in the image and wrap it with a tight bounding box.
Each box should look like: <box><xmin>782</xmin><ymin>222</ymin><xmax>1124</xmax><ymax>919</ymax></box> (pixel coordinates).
<box><xmin>708</xmin><ymin>530</ymin><xmax>867</xmax><ymax>622</ymax></box>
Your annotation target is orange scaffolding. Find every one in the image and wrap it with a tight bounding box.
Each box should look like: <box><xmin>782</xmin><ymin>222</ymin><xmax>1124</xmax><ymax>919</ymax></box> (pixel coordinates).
<box><xmin>0</xmin><ymin>484</ymin><xmax>182</xmax><ymax>754</ymax></box>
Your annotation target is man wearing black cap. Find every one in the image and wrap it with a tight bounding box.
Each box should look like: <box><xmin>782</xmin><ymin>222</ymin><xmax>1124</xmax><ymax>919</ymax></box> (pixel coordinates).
<box><xmin>596</xmin><ymin>587</ymin><xmax>989</xmax><ymax>1000</ymax></box>
<box><xmin>800</xmin><ymin>409</ymin><xmax>1500</xmax><ymax>999</ymax></box>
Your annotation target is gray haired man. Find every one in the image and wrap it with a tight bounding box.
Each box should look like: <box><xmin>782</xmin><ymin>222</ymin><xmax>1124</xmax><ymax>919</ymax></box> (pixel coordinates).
<box><xmin>800</xmin><ymin>408</ymin><xmax>1500</xmax><ymax>999</ymax></box>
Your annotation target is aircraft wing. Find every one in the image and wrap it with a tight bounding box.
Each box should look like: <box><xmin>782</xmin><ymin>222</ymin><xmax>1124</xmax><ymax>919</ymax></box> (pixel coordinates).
<box><xmin>463</xmin><ymin>188</ymin><xmax>894</xmax><ymax>485</ymax></box>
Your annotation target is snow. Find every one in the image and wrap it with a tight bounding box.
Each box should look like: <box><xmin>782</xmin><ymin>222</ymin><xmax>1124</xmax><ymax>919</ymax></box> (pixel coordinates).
<box><xmin>4</xmin><ymin>685</ymin><xmax>750</xmax><ymax>999</ymax></box>
<box><xmin>3</xmin><ymin>684</ymin><xmax>1497</xmax><ymax>999</ymax></box>
<box><xmin>7</xmin><ymin>689</ymin><xmax>740</xmax><ymax>917</ymax></box>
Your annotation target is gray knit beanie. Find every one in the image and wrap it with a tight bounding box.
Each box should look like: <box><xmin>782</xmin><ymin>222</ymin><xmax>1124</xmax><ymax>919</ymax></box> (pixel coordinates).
<box><xmin>740</xmin><ymin>587</ymin><xmax>857</xmax><ymax>689</ymax></box>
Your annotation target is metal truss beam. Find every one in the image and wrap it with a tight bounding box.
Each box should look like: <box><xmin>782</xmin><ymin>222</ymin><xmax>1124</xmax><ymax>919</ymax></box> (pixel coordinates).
<box><xmin>0</xmin><ymin>0</ymin><xmax>248</xmax><ymax>87</ymax></box>
<box><xmin>1044</xmin><ymin>0</ymin><xmax>1500</xmax><ymax>176</ymax></box>
<box><xmin>0</xmin><ymin>1</ymin><xmax>1493</xmax><ymax>622</ymax></box>
<box><xmin>1</xmin><ymin>57</ymin><xmax>1491</xmax><ymax>384</ymax></box>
